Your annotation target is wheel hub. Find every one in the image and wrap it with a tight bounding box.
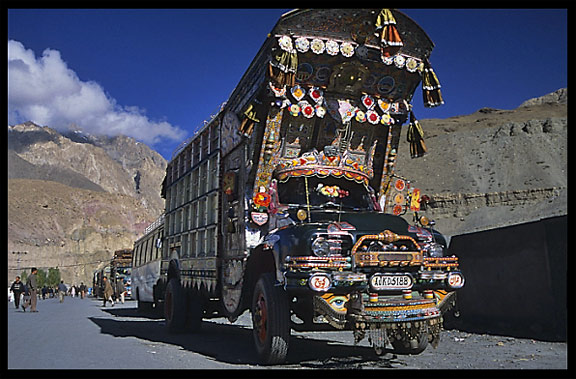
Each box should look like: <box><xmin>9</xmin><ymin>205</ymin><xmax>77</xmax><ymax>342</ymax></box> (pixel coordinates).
<box><xmin>255</xmin><ymin>294</ymin><xmax>268</xmax><ymax>343</ymax></box>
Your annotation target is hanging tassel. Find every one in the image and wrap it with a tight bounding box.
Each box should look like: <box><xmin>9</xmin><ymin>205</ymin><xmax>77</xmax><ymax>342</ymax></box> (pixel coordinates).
<box><xmin>375</xmin><ymin>9</ymin><xmax>403</xmax><ymax>57</ymax></box>
<box><xmin>422</xmin><ymin>58</ymin><xmax>444</xmax><ymax>107</ymax></box>
<box><xmin>406</xmin><ymin>111</ymin><xmax>427</xmax><ymax>158</ymax></box>
<box><xmin>239</xmin><ymin>102</ymin><xmax>260</xmax><ymax>137</ymax></box>
<box><xmin>268</xmin><ymin>49</ymin><xmax>298</xmax><ymax>87</ymax></box>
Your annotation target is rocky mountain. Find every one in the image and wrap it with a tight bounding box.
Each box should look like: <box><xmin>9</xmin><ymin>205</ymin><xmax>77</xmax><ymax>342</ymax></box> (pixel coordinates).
<box><xmin>518</xmin><ymin>88</ymin><xmax>567</xmax><ymax>107</ymax></box>
<box><xmin>394</xmin><ymin>88</ymin><xmax>567</xmax><ymax>239</ymax></box>
<box><xmin>8</xmin><ymin>122</ymin><xmax>166</xmax><ymax>215</ymax></box>
<box><xmin>7</xmin><ymin>122</ymin><xmax>167</xmax><ymax>285</ymax></box>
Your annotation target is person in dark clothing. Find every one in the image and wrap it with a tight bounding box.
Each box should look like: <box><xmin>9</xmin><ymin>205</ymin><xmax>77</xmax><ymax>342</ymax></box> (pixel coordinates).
<box><xmin>10</xmin><ymin>276</ymin><xmax>25</xmax><ymax>309</ymax></box>
<box><xmin>115</xmin><ymin>279</ymin><xmax>126</xmax><ymax>304</ymax></box>
<box><xmin>23</xmin><ymin>267</ymin><xmax>39</xmax><ymax>312</ymax></box>
<box><xmin>102</xmin><ymin>276</ymin><xmax>114</xmax><ymax>307</ymax></box>
<box><xmin>79</xmin><ymin>282</ymin><xmax>87</xmax><ymax>299</ymax></box>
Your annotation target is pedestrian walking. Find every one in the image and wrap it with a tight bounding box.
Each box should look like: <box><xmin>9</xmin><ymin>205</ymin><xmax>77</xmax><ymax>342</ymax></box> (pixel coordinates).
<box><xmin>102</xmin><ymin>276</ymin><xmax>114</xmax><ymax>307</ymax></box>
<box><xmin>115</xmin><ymin>279</ymin><xmax>126</xmax><ymax>304</ymax></box>
<box><xmin>22</xmin><ymin>267</ymin><xmax>39</xmax><ymax>312</ymax></box>
<box><xmin>9</xmin><ymin>276</ymin><xmax>25</xmax><ymax>309</ymax></box>
<box><xmin>79</xmin><ymin>282</ymin><xmax>87</xmax><ymax>299</ymax></box>
<box><xmin>57</xmin><ymin>281</ymin><xmax>67</xmax><ymax>303</ymax></box>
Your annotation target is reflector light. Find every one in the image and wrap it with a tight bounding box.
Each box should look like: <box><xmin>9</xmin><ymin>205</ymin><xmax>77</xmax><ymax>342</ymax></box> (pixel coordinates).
<box><xmin>447</xmin><ymin>272</ymin><xmax>465</xmax><ymax>288</ymax></box>
<box><xmin>308</xmin><ymin>274</ymin><xmax>331</xmax><ymax>291</ymax></box>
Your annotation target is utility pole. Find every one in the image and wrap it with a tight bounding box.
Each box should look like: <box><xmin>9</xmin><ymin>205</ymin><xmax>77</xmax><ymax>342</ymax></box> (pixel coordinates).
<box><xmin>12</xmin><ymin>251</ymin><xmax>28</xmax><ymax>274</ymax></box>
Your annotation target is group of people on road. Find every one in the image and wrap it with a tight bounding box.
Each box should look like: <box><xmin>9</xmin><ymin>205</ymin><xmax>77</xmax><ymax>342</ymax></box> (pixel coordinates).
<box><xmin>101</xmin><ymin>276</ymin><xmax>127</xmax><ymax>307</ymax></box>
<box><xmin>9</xmin><ymin>268</ymin><xmax>93</xmax><ymax>310</ymax></box>
<box><xmin>9</xmin><ymin>268</ymin><xmax>39</xmax><ymax>312</ymax></box>
<box><xmin>55</xmin><ymin>281</ymin><xmax>87</xmax><ymax>302</ymax></box>
<box><xmin>65</xmin><ymin>282</ymin><xmax>88</xmax><ymax>299</ymax></box>
<box><xmin>10</xmin><ymin>268</ymin><xmax>128</xmax><ymax>311</ymax></box>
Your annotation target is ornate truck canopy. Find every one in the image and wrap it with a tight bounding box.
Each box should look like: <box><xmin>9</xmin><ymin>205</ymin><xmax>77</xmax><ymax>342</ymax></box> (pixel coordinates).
<box><xmin>225</xmin><ymin>9</ymin><xmax>441</xmax><ymax>117</ymax></box>
<box><xmin>169</xmin><ymin>9</ymin><xmax>444</xmax><ymax>212</ymax></box>
<box><xmin>274</xmin><ymin>9</ymin><xmax>435</xmax><ymax>61</ymax></box>
<box><xmin>222</xmin><ymin>9</ymin><xmax>445</xmax><ymax>202</ymax></box>
<box><xmin>267</xmin><ymin>8</ymin><xmax>438</xmax><ymax>106</ymax></box>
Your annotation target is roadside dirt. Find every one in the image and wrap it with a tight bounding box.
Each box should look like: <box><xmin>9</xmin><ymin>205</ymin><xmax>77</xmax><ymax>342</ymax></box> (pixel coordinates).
<box><xmin>225</xmin><ymin>312</ymin><xmax>568</xmax><ymax>369</ymax></box>
<box><xmin>279</xmin><ymin>328</ymin><xmax>568</xmax><ymax>370</ymax></box>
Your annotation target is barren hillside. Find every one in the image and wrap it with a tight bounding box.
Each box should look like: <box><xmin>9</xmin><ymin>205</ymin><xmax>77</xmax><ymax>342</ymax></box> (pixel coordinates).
<box><xmin>7</xmin><ymin>179</ymin><xmax>155</xmax><ymax>285</ymax></box>
<box><xmin>7</xmin><ymin>123</ymin><xmax>167</xmax><ymax>285</ymax></box>
<box><xmin>394</xmin><ymin>89</ymin><xmax>567</xmax><ymax>238</ymax></box>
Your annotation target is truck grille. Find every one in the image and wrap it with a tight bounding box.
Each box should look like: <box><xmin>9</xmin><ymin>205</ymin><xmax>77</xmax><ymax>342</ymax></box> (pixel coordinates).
<box><xmin>351</xmin><ymin>230</ymin><xmax>423</xmax><ymax>268</ymax></box>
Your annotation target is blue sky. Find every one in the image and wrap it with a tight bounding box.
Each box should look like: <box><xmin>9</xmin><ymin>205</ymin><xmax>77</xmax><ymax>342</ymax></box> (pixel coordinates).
<box><xmin>7</xmin><ymin>8</ymin><xmax>568</xmax><ymax>160</ymax></box>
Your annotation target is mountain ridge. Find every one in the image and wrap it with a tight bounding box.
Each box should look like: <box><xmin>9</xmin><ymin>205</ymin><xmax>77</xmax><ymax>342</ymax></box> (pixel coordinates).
<box><xmin>7</xmin><ymin>123</ymin><xmax>167</xmax><ymax>285</ymax></box>
<box><xmin>394</xmin><ymin>88</ymin><xmax>567</xmax><ymax>237</ymax></box>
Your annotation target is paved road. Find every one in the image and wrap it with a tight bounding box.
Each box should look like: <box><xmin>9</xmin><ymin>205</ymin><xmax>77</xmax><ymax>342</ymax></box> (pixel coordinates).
<box><xmin>7</xmin><ymin>295</ymin><xmax>568</xmax><ymax>370</ymax></box>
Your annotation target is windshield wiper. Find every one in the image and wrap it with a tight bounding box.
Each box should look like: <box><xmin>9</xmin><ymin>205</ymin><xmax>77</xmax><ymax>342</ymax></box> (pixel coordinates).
<box><xmin>317</xmin><ymin>202</ymin><xmax>364</xmax><ymax>211</ymax></box>
<box><xmin>284</xmin><ymin>202</ymin><xmax>364</xmax><ymax>211</ymax></box>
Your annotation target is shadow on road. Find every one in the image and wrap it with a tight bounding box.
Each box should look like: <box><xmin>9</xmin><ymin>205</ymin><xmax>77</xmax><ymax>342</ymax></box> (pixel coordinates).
<box><xmin>101</xmin><ymin>306</ymin><xmax>164</xmax><ymax>319</ymax></box>
<box><xmin>89</xmin><ymin>309</ymin><xmax>395</xmax><ymax>367</ymax></box>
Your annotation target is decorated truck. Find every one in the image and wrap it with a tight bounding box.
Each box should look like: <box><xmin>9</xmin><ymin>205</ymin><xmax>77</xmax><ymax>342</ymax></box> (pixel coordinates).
<box><xmin>156</xmin><ymin>8</ymin><xmax>464</xmax><ymax>364</ymax></box>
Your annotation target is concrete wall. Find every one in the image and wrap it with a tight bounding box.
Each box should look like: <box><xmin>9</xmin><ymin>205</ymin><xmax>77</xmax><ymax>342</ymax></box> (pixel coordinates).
<box><xmin>443</xmin><ymin>215</ymin><xmax>567</xmax><ymax>341</ymax></box>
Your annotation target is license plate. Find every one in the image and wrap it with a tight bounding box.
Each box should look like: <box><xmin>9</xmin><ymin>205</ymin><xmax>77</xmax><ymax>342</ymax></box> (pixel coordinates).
<box><xmin>370</xmin><ymin>274</ymin><xmax>413</xmax><ymax>290</ymax></box>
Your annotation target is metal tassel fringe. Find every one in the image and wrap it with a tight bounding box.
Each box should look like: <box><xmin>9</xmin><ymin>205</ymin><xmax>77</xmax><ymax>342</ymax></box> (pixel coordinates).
<box><xmin>375</xmin><ymin>9</ymin><xmax>403</xmax><ymax>58</ymax></box>
<box><xmin>422</xmin><ymin>58</ymin><xmax>444</xmax><ymax>108</ymax></box>
<box><xmin>407</xmin><ymin>111</ymin><xmax>427</xmax><ymax>158</ymax></box>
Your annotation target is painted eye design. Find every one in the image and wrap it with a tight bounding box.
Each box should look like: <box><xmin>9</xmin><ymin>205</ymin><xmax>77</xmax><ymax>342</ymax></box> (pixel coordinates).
<box><xmin>326</xmin><ymin>295</ymin><xmax>350</xmax><ymax>312</ymax></box>
<box><xmin>329</xmin><ymin>298</ymin><xmax>346</xmax><ymax>309</ymax></box>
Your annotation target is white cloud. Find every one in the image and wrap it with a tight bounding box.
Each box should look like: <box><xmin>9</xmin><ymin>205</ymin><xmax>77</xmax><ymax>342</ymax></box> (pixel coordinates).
<box><xmin>7</xmin><ymin>40</ymin><xmax>187</xmax><ymax>145</ymax></box>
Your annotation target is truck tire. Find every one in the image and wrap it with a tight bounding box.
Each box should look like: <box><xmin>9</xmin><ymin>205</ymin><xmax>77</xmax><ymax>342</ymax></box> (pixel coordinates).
<box><xmin>136</xmin><ymin>288</ymin><xmax>152</xmax><ymax>313</ymax></box>
<box><xmin>185</xmin><ymin>289</ymin><xmax>203</xmax><ymax>332</ymax></box>
<box><xmin>152</xmin><ymin>284</ymin><xmax>164</xmax><ymax>317</ymax></box>
<box><xmin>164</xmin><ymin>278</ymin><xmax>186</xmax><ymax>332</ymax></box>
<box><xmin>251</xmin><ymin>273</ymin><xmax>291</xmax><ymax>365</ymax></box>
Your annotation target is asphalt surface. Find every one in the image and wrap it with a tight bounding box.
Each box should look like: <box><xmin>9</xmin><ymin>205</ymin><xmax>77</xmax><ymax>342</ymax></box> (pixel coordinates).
<box><xmin>7</xmin><ymin>295</ymin><xmax>569</xmax><ymax>371</ymax></box>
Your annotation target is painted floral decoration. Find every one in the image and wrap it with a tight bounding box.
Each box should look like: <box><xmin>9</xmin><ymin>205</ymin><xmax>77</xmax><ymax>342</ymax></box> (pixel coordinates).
<box><xmin>316</xmin><ymin>184</ymin><xmax>350</xmax><ymax>199</ymax></box>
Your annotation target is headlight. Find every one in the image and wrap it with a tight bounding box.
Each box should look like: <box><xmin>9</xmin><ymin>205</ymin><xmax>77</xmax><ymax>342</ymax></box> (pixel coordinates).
<box><xmin>311</xmin><ymin>236</ymin><xmax>330</xmax><ymax>257</ymax></box>
<box><xmin>426</xmin><ymin>242</ymin><xmax>444</xmax><ymax>257</ymax></box>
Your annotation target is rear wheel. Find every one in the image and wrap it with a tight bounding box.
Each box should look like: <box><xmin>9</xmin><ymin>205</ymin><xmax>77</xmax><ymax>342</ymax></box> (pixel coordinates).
<box><xmin>164</xmin><ymin>278</ymin><xmax>186</xmax><ymax>332</ymax></box>
<box><xmin>251</xmin><ymin>273</ymin><xmax>291</xmax><ymax>365</ymax></box>
<box><xmin>185</xmin><ymin>289</ymin><xmax>203</xmax><ymax>332</ymax></box>
<box><xmin>152</xmin><ymin>284</ymin><xmax>164</xmax><ymax>317</ymax></box>
<box><xmin>136</xmin><ymin>288</ymin><xmax>153</xmax><ymax>313</ymax></box>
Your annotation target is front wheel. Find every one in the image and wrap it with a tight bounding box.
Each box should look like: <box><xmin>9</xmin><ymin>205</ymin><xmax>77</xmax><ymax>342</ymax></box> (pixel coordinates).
<box><xmin>251</xmin><ymin>273</ymin><xmax>291</xmax><ymax>365</ymax></box>
<box><xmin>164</xmin><ymin>278</ymin><xmax>186</xmax><ymax>333</ymax></box>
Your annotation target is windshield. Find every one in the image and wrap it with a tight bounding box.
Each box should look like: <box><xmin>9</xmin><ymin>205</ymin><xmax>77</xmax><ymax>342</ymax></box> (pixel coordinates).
<box><xmin>277</xmin><ymin>176</ymin><xmax>373</xmax><ymax>211</ymax></box>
